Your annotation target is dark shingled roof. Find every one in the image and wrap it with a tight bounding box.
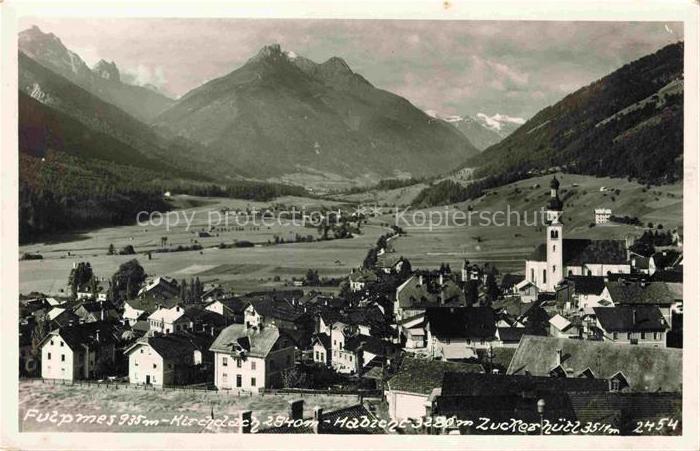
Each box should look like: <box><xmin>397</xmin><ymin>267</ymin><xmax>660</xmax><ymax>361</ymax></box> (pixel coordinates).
<box><xmin>496</xmin><ymin>327</ymin><xmax>527</xmax><ymax>343</ymax></box>
<box><xmin>425</xmin><ymin>307</ymin><xmax>496</xmax><ymax>339</ymax></box>
<box><xmin>387</xmin><ymin>356</ymin><xmax>484</xmax><ymax>395</ymax></box>
<box><xmin>440</xmin><ymin>372</ymin><xmax>609</xmax><ymax>397</ymax></box>
<box><xmin>396</xmin><ymin>275</ymin><xmax>466</xmax><ymax>310</ymax></box>
<box><xmin>529</xmin><ymin>239</ymin><xmax>628</xmax><ymax>265</ymax></box>
<box><xmin>566</xmin><ymin>275</ymin><xmax>606</xmax><ymax>295</ymax></box>
<box><xmin>507</xmin><ymin>335</ymin><xmax>682</xmax><ymax>392</ymax></box>
<box><xmin>44</xmin><ymin>322</ymin><xmax>117</xmax><ymax>351</ymax></box>
<box><xmin>500</xmin><ymin>274</ymin><xmax>525</xmax><ymax>290</ymax></box>
<box><xmin>127</xmin><ymin>333</ymin><xmax>212</xmax><ymax>362</ymax></box>
<box><xmin>343</xmin><ymin>334</ymin><xmax>398</xmax><ymax>356</ymax></box>
<box><xmin>312</xmin><ymin>333</ymin><xmax>331</xmax><ymax>350</ymax></box>
<box><xmin>594</xmin><ymin>306</ymin><xmax>668</xmax><ymax>332</ymax></box>
<box><xmin>606</xmin><ymin>281</ymin><xmax>681</xmax><ymax>306</ymax></box>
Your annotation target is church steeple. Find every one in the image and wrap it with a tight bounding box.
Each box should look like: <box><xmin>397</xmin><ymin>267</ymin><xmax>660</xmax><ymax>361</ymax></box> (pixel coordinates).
<box><xmin>545</xmin><ymin>176</ymin><xmax>564</xmax><ymax>291</ymax></box>
<box><xmin>546</xmin><ymin>176</ymin><xmax>563</xmax><ymax>224</ymax></box>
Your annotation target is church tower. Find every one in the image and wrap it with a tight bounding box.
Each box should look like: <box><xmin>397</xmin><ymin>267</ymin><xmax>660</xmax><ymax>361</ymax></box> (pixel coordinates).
<box><xmin>545</xmin><ymin>176</ymin><xmax>564</xmax><ymax>292</ymax></box>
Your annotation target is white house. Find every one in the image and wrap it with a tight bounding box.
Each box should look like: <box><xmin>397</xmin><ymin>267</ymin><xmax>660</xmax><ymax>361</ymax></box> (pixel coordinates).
<box><xmin>147</xmin><ymin>304</ymin><xmax>192</xmax><ymax>335</ymax></box>
<box><xmin>125</xmin><ymin>334</ymin><xmax>211</xmax><ymax>386</ymax></box>
<box><xmin>593</xmin><ymin>306</ymin><xmax>668</xmax><ymax>347</ymax></box>
<box><xmin>594</xmin><ymin>208</ymin><xmax>612</xmax><ymax>224</ymax></box>
<box><xmin>210</xmin><ymin>324</ymin><xmax>296</xmax><ymax>392</ymax></box>
<box><xmin>348</xmin><ymin>269</ymin><xmax>378</xmax><ymax>292</ymax></box>
<box><xmin>514</xmin><ymin>279</ymin><xmax>538</xmax><ymax>303</ymax></box>
<box><xmin>40</xmin><ymin>323</ymin><xmax>116</xmax><ymax>381</ymax></box>
<box><xmin>385</xmin><ymin>357</ymin><xmax>483</xmax><ymax>421</ymax></box>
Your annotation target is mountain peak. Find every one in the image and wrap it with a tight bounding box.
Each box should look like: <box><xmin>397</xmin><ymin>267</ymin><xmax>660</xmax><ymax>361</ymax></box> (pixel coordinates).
<box><xmin>321</xmin><ymin>56</ymin><xmax>352</xmax><ymax>73</ymax></box>
<box><xmin>92</xmin><ymin>59</ymin><xmax>120</xmax><ymax>82</ymax></box>
<box><xmin>250</xmin><ymin>43</ymin><xmax>286</xmax><ymax>63</ymax></box>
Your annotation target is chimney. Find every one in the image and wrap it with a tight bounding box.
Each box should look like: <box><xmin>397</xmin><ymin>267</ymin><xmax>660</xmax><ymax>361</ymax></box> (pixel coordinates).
<box><xmin>556</xmin><ymin>348</ymin><xmax>562</xmax><ymax>366</ymax></box>
<box><xmin>239</xmin><ymin>410</ymin><xmax>252</xmax><ymax>433</ymax></box>
<box><xmin>313</xmin><ymin>406</ymin><xmax>323</xmax><ymax>434</ymax></box>
<box><xmin>289</xmin><ymin>400</ymin><xmax>304</xmax><ymax>421</ymax></box>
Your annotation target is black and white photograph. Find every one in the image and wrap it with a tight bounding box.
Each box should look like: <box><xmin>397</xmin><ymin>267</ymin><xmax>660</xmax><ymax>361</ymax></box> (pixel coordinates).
<box><xmin>1</xmin><ymin>0</ymin><xmax>698</xmax><ymax>449</ymax></box>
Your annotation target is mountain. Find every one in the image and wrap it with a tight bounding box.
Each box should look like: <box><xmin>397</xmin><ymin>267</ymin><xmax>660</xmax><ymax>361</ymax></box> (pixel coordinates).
<box><xmin>18</xmin><ymin>51</ymin><xmax>212</xmax><ymax>179</ymax></box>
<box><xmin>425</xmin><ymin>111</ymin><xmax>505</xmax><ymax>150</ymax></box>
<box><xmin>19</xmin><ymin>25</ymin><xmax>174</xmax><ymax>122</ymax></box>
<box><xmin>153</xmin><ymin>44</ymin><xmax>479</xmax><ymax>180</ymax></box>
<box><xmin>474</xmin><ymin>113</ymin><xmax>524</xmax><ymax>138</ymax></box>
<box><xmin>465</xmin><ymin>42</ymin><xmax>684</xmax><ymax>185</ymax></box>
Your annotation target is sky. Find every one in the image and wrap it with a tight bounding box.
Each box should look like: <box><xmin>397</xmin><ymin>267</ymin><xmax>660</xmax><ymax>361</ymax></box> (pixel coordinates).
<box><xmin>20</xmin><ymin>18</ymin><xmax>682</xmax><ymax>123</ymax></box>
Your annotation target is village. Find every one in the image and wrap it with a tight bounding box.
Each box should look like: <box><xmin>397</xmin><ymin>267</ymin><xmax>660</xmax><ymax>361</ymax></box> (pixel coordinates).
<box><xmin>18</xmin><ymin>178</ymin><xmax>684</xmax><ymax>435</ymax></box>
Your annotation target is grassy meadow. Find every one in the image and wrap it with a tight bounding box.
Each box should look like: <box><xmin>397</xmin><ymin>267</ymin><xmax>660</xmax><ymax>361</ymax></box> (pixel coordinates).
<box><xmin>19</xmin><ymin>195</ymin><xmax>389</xmax><ymax>295</ymax></box>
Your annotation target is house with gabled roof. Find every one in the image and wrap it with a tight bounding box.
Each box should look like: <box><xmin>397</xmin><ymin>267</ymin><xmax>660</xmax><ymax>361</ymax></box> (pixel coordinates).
<box><xmin>394</xmin><ymin>273</ymin><xmax>467</xmax><ymax>321</ymax></box>
<box><xmin>311</xmin><ymin>333</ymin><xmax>331</xmax><ymax>366</ymax></box>
<box><xmin>425</xmin><ymin>307</ymin><xmax>496</xmax><ymax>359</ymax></box>
<box><xmin>39</xmin><ymin>322</ymin><xmax>118</xmax><ymax>381</ymax></box>
<box><xmin>507</xmin><ymin>335</ymin><xmax>682</xmax><ymax>392</ymax></box>
<box><xmin>123</xmin><ymin>297</ymin><xmax>179</xmax><ymax>326</ymax></box>
<box><xmin>385</xmin><ymin>356</ymin><xmax>484</xmax><ymax>421</ymax></box>
<box><xmin>593</xmin><ymin>306</ymin><xmax>668</xmax><ymax>347</ymax></box>
<box><xmin>73</xmin><ymin>300</ymin><xmax>119</xmax><ymax>323</ymax></box>
<box><xmin>603</xmin><ymin>280</ymin><xmax>681</xmax><ymax>327</ymax></box>
<box><xmin>125</xmin><ymin>333</ymin><xmax>213</xmax><ymax>386</ymax></box>
<box><xmin>204</xmin><ymin>297</ymin><xmax>247</xmax><ymax>324</ymax></box>
<box><xmin>147</xmin><ymin>304</ymin><xmax>192</xmax><ymax>334</ymax></box>
<box><xmin>137</xmin><ymin>276</ymin><xmax>179</xmax><ymax>300</ymax></box>
<box><xmin>348</xmin><ymin>268</ymin><xmax>378</xmax><ymax>292</ymax></box>
<box><xmin>210</xmin><ymin>324</ymin><xmax>296</xmax><ymax>392</ymax></box>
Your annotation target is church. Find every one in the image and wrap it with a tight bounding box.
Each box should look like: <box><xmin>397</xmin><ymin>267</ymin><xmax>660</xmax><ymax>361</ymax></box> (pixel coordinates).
<box><xmin>524</xmin><ymin>177</ymin><xmax>631</xmax><ymax>292</ymax></box>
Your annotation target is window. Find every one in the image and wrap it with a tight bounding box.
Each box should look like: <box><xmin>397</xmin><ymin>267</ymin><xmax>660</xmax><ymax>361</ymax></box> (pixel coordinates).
<box><xmin>222</xmin><ymin>373</ymin><xmax>228</xmax><ymax>382</ymax></box>
<box><xmin>611</xmin><ymin>379</ymin><xmax>620</xmax><ymax>391</ymax></box>
<box><xmin>251</xmin><ymin>361</ymin><xmax>256</xmax><ymax>370</ymax></box>
<box><xmin>47</xmin><ymin>352</ymin><xmax>51</xmax><ymax>360</ymax></box>
<box><xmin>654</xmin><ymin>332</ymin><xmax>659</xmax><ymax>340</ymax></box>
<box><xmin>627</xmin><ymin>332</ymin><xmax>632</xmax><ymax>339</ymax></box>
<box><xmin>153</xmin><ymin>363</ymin><xmax>157</xmax><ymax>369</ymax></box>
<box><xmin>236</xmin><ymin>375</ymin><xmax>242</xmax><ymax>387</ymax></box>
<box><xmin>553</xmin><ymin>245</ymin><xmax>556</xmax><ymax>252</ymax></box>
<box><xmin>60</xmin><ymin>341</ymin><xmax>64</xmax><ymax>347</ymax></box>
<box><xmin>140</xmin><ymin>349</ymin><xmax>144</xmax><ymax>354</ymax></box>
<box><xmin>135</xmin><ymin>362</ymin><xmax>139</xmax><ymax>367</ymax></box>
<box><xmin>236</xmin><ymin>359</ymin><xmax>242</xmax><ymax>368</ymax></box>
<box><xmin>50</xmin><ymin>340</ymin><xmax>54</xmax><ymax>346</ymax></box>
<box><xmin>543</xmin><ymin>269</ymin><xmax>547</xmax><ymax>284</ymax></box>
<box><xmin>641</xmin><ymin>332</ymin><xmax>646</xmax><ymax>339</ymax></box>
<box><xmin>552</xmin><ymin>265</ymin><xmax>557</xmax><ymax>273</ymax></box>
<box><xmin>315</xmin><ymin>351</ymin><xmax>319</xmax><ymax>360</ymax></box>
<box><xmin>222</xmin><ymin>357</ymin><xmax>228</xmax><ymax>367</ymax></box>
<box><xmin>61</xmin><ymin>354</ymin><xmax>65</xmax><ymax>362</ymax></box>
<box><xmin>612</xmin><ymin>332</ymin><xmax>618</xmax><ymax>340</ymax></box>
<box><xmin>251</xmin><ymin>377</ymin><xmax>256</xmax><ymax>387</ymax></box>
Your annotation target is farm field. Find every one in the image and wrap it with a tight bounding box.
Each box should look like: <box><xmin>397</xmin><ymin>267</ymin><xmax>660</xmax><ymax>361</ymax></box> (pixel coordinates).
<box><xmin>18</xmin><ymin>380</ymin><xmax>362</xmax><ymax>433</ymax></box>
<box><xmin>378</xmin><ymin>173</ymin><xmax>682</xmax><ymax>275</ymax></box>
<box><xmin>19</xmin><ymin>195</ymin><xmax>390</xmax><ymax>295</ymax></box>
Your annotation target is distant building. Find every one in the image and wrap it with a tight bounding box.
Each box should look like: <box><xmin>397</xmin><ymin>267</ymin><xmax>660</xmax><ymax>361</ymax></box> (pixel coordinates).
<box><xmin>73</xmin><ymin>300</ymin><xmax>119</xmax><ymax>324</ymax></box>
<box><xmin>594</xmin><ymin>208</ymin><xmax>612</xmax><ymax>224</ymax></box>
<box><xmin>524</xmin><ymin>177</ymin><xmax>631</xmax><ymax>292</ymax></box>
<box><xmin>147</xmin><ymin>304</ymin><xmax>191</xmax><ymax>334</ymax></box>
<box><xmin>209</xmin><ymin>324</ymin><xmax>296</xmax><ymax>392</ymax></box>
<box><xmin>348</xmin><ymin>269</ymin><xmax>378</xmax><ymax>292</ymax></box>
<box><xmin>137</xmin><ymin>276</ymin><xmax>179</xmax><ymax>300</ymax></box>
<box><xmin>123</xmin><ymin>297</ymin><xmax>179</xmax><ymax>326</ymax></box>
<box><xmin>204</xmin><ymin>297</ymin><xmax>247</xmax><ymax>324</ymax></box>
